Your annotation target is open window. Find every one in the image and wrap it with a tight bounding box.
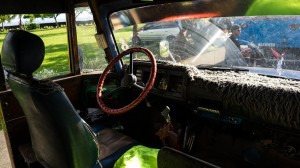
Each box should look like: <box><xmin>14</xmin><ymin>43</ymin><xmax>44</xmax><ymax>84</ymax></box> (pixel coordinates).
<box><xmin>75</xmin><ymin>6</ymin><xmax>107</xmax><ymax>73</ymax></box>
<box><xmin>0</xmin><ymin>13</ymin><xmax>70</xmax><ymax>79</ymax></box>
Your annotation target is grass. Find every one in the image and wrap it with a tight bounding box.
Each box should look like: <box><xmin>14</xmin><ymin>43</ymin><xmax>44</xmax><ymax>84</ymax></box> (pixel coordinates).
<box><xmin>76</xmin><ymin>25</ymin><xmax>108</xmax><ymax>70</ymax></box>
<box><xmin>33</xmin><ymin>28</ymin><xmax>70</xmax><ymax>76</ymax></box>
<box><xmin>0</xmin><ymin>25</ymin><xmax>107</xmax><ymax>78</ymax></box>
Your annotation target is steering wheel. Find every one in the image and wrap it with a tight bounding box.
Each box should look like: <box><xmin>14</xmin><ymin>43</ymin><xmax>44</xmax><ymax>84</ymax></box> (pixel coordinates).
<box><xmin>97</xmin><ymin>47</ymin><xmax>157</xmax><ymax>115</ymax></box>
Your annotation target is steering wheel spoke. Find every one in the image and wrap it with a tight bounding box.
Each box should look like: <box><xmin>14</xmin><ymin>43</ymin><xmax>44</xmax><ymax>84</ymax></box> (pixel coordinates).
<box><xmin>97</xmin><ymin>47</ymin><xmax>157</xmax><ymax>115</ymax></box>
<box><xmin>132</xmin><ymin>83</ymin><xmax>144</xmax><ymax>90</ymax></box>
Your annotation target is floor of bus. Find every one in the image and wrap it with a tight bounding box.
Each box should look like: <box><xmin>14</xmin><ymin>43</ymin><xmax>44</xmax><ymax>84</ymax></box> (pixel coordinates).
<box><xmin>0</xmin><ymin>130</ymin><xmax>12</xmax><ymax>168</ymax></box>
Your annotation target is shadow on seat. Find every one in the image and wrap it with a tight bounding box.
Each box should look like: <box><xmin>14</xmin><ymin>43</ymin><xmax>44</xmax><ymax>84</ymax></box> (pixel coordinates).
<box><xmin>0</xmin><ymin>30</ymin><xmax>140</xmax><ymax>168</ymax></box>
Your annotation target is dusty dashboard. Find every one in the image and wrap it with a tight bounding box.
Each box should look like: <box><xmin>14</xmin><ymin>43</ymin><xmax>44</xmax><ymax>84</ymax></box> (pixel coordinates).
<box><xmin>134</xmin><ymin>61</ymin><xmax>187</xmax><ymax>101</ymax></box>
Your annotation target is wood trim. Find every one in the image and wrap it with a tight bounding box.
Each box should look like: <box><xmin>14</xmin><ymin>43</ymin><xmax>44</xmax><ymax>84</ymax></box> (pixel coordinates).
<box><xmin>66</xmin><ymin>1</ymin><xmax>81</xmax><ymax>75</ymax></box>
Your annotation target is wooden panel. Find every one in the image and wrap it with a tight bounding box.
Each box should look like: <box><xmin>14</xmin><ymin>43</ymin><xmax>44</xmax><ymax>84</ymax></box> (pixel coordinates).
<box><xmin>0</xmin><ymin>91</ymin><xmax>30</xmax><ymax>168</ymax></box>
<box><xmin>0</xmin><ymin>91</ymin><xmax>24</xmax><ymax>121</ymax></box>
<box><xmin>55</xmin><ymin>75</ymin><xmax>84</xmax><ymax>109</ymax></box>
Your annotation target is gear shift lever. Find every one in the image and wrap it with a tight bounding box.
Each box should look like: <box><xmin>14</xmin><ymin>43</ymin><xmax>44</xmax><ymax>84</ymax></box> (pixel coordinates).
<box><xmin>161</xmin><ymin>106</ymin><xmax>171</xmax><ymax>123</ymax></box>
<box><xmin>156</xmin><ymin>106</ymin><xmax>180</xmax><ymax>149</ymax></box>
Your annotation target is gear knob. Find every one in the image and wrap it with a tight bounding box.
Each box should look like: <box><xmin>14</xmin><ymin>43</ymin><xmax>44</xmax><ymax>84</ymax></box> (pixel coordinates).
<box><xmin>161</xmin><ymin>106</ymin><xmax>171</xmax><ymax>123</ymax></box>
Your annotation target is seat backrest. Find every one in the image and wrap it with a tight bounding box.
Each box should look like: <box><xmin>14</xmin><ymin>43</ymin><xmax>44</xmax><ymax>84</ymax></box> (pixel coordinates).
<box><xmin>1</xmin><ymin>30</ymin><xmax>99</xmax><ymax>168</ymax></box>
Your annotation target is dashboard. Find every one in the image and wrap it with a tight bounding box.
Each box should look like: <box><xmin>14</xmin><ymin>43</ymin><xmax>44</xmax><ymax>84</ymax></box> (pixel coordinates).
<box><xmin>133</xmin><ymin>60</ymin><xmax>300</xmax><ymax>130</ymax></box>
<box><xmin>131</xmin><ymin>60</ymin><xmax>300</xmax><ymax>167</ymax></box>
<box><xmin>135</xmin><ymin>62</ymin><xmax>187</xmax><ymax>101</ymax></box>
<box><xmin>134</xmin><ymin>61</ymin><xmax>246</xmax><ymax>127</ymax></box>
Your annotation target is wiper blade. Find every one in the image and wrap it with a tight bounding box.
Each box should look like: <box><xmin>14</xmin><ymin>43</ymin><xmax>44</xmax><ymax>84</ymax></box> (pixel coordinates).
<box><xmin>196</xmin><ymin>65</ymin><xmax>249</xmax><ymax>72</ymax></box>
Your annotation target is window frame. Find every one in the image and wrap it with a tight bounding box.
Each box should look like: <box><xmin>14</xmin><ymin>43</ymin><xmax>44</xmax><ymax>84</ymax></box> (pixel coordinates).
<box><xmin>0</xmin><ymin>1</ymin><xmax>83</xmax><ymax>91</ymax></box>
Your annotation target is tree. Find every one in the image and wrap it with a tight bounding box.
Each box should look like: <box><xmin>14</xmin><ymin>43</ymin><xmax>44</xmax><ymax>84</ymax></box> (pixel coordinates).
<box><xmin>23</xmin><ymin>14</ymin><xmax>36</xmax><ymax>23</ymax></box>
<box><xmin>0</xmin><ymin>15</ymin><xmax>16</xmax><ymax>31</ymax></box>
<box><xmin>42</xmin><ymin>13</ymin><xmax>61</xmax><ymax>27</ymax></box>
<box><xmin>0</xmin><ymin>15</ymin><xmax>8</xmax><ymax>31</ymax></box>
<box><xmin>75</xmin><ymin>7</ymin><xmax>90</xmax><ymax>18</ymax></box>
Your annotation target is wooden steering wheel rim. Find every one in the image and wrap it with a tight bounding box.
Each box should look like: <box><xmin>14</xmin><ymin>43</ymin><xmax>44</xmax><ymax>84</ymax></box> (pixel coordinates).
<box><xmin>96</xmin><ymin>47</ymin><xmax>157</xmax><ymax>115</ymax></box>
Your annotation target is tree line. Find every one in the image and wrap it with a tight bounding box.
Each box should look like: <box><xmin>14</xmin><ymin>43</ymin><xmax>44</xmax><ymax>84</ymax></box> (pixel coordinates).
<box><xmin>0</xmin><ymin>14</ymin><xmax>61</xmax><ymax>31</ymax></box>
<box><xmin>0</xmin><ymin>7</ymin><xmax>91</xmax><ymax>31</ymax></box>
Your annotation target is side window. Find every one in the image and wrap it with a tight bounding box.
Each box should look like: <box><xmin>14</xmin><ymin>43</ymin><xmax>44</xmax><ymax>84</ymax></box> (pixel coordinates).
<box><xmin>143</xmin><ymin>23</ymin><xmax>161</xmax><ymax>30</ymax></box>
<box><xmin>161</xmin><ymin>22</ymin><xmax>178</xmax><ymax>29</ymax></box>
<box><xmin>142</xmin><ymin>24</ymin><xmax>152</xmax><ymax>31</ymax></box>
<box><xmin>152</xmin><ymin>24</ymin><xmax>162</xmax><ymax>29</ymax></box>
<box><xmin>75</xmin><ymin>7</ymin><xmax>107</xmax><ymax>72</ymax></box>
<box><xmin>0</xmin><ymin>14</ymin><xmax>70</xmax><ymax>79</ymax></box>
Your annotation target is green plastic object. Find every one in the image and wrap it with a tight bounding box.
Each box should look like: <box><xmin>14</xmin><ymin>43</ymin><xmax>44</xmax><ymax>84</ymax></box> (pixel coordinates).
<box><xmin>246</xmin><ymin>0</ymin><xmax>300</xmax><ymax>15</ymax></box>
<box><xmin>114</xmin><ymin>145</ymin><xmax>159</xmax><ymax>168</ymax></box>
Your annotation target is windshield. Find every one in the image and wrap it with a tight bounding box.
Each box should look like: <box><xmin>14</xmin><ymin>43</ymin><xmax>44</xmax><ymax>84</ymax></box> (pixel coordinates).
<box><xmin>110</xmin><ymin>1</ymin><xmax>300</xmax><ymax>80</ymax></box>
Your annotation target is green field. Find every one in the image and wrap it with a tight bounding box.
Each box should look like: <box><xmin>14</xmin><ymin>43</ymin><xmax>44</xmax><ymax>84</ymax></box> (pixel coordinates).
<box><xmin>0</xmin><ymin>25</ymin><xmax>108</xmax><ymax>78</ymax></box>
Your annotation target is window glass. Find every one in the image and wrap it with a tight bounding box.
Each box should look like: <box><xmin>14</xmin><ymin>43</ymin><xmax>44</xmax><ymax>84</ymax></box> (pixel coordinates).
<box><xmin>110</xmin><ymin>2</ymin><xmax>300</xmax><ymax>80</ymax></box>
<box><xmin>75</xmin><ymin>7</ymin><xmax>107</xmax><ymax>73</ymax></box>
<box><xmin>0</xmin><ymin>13</ymin><xmax>70</xmax><ymax>79</ymax></box>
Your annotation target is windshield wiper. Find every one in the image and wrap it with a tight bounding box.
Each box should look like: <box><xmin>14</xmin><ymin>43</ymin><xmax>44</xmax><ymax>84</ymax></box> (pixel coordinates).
<box><xmin>196</xmin><ymin>65</ymin><xmax>249</xmax><ymax>72</ymax></box>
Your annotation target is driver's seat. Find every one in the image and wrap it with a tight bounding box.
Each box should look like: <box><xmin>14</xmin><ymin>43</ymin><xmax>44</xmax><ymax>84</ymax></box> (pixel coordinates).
<box><xmin>0</xmin><ymin>30</ymin><xmax>141</xmax><ymax>168</ymax></box>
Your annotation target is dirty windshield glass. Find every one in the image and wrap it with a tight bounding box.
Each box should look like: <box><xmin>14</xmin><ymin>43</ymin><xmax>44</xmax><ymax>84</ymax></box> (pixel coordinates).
<box><xmin>110</xmin><ymin>2</ymin><xmax>300</xmax><ymax>79</ymax></box>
